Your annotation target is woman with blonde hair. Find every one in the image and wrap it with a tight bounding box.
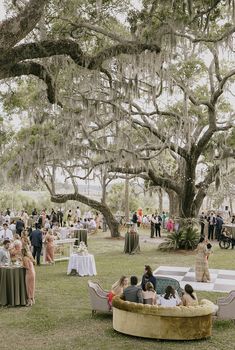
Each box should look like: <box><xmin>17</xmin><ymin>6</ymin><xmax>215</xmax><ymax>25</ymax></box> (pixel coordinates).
<box><xmin>45</xmin><ymin>229</ymin><xmax>55</xmax><ymax>264</ymax></box>
<box><xmin>22</xmin><ymin>248</ymin><xmax>35</xmax><ymax>306</ymax></box>
<box><xmin>10</xmin><ymin>239</ymin><xmax>22</xmax><ymax>262</ymax></box>
<box><xmin>107</xmin><ymin>276</ymin><xmax>129</xmax><ymax>308</ymax></box>
<box><xmin>142</xmin><ymin>282</ymin><xmax>157</xmax><ymax>305</ymax></box>
<box><xmin>21</xmin><ymin>230</ymin><xmax>31</xmax><ymax>250</ymax></box>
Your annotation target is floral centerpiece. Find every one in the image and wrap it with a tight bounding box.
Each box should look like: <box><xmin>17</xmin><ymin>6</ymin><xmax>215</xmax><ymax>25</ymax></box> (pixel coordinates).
<box><xmin>74</xmin><ymin>241</ymin><xmax>88</xmax><ymax>255</ymax></box>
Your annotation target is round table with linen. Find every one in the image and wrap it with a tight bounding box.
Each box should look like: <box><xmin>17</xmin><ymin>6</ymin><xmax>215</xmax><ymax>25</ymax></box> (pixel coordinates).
<box><xmin>0</xmin><ymin>266</ymin><xmax>27</xmax><ymax>306</ymax></box>
<box><xmin>124</xmin><ymin>232</ymin><xmax>140</xmax><ymax>254</ymax></box>
<box><xmin>67</xmin><ymin>253</ymin><xmax>97</xmax><ymax>276</ymax></box>
<box><xmin>74</xmin><ymin>229</ymin><xmax>88</xmax><ymax>246</ymax></box>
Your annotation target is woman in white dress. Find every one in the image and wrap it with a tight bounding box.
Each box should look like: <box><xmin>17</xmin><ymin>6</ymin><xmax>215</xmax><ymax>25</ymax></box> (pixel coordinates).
<box><xmin>158</xmin><ymin>286</ymin><xmax>181</xmax><ymax>307</ymax></box>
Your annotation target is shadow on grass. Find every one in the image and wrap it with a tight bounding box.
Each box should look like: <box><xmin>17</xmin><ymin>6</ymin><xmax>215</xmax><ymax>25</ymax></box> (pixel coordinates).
<box><xmin>213</xmin><ymin>319</ymin><xmax>235</xmax><ymax>330</ymax></box>
<box><xmin>105</xmin><ymin>328</ymin><xmax>210</xmax><ymax>345</ymax></box>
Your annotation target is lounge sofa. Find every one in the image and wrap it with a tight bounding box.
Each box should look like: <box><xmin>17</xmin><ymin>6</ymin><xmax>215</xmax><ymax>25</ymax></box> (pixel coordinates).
<box><xmin>217</xmin><ymin>290</ymin><xmax>235</xmax><ymax>320</ymax></box>
<box><xmin>112</xmin><ymin>296</ymin><xmax>215</xmax><ymax>340</ymax></box>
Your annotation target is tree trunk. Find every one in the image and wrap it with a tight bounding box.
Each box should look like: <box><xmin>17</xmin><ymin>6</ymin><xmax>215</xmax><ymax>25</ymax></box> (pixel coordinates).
<box><xmin>158</xmin><ymin>187</ymin><xmax>163</xmax><ymax>213</ymax></box>
<box><xmin>179</xmin><ymin>158</ymin><xmax>196</xmax><ymax>217</ymax></box>
<box><xmin>51</xmin><ymin>192</ymin><xmax>120</xmax><ymax>237</ymax></box>
<box><xmin>101</xmin><ymin>173</ymin><xmax>108</xmax><ymax>232</ymax></box>
<box><xmin>166</xmin><ymin>190</ymin><xmax>179</xmax><ymax>217</ymax></box>
<box><xmin>124</xmin><ymin>177</ymin><xmax>129</xmax><ymax>222</ymax></box>
<box><xmin>229</xmin><ymin>195</ymin><xmax>233</xmax><ymax>215</ymax></box>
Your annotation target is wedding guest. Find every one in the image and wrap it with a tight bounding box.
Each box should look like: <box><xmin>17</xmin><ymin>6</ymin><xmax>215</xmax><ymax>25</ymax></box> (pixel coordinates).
<box><xmin>199</xmin><ymin>212</ymin><xmax>207</xmax><ymax>237</ymax></box>
<box><xmin>123</xmin><ymin>276</ymin><xmax>143</xmax><ymax>303</ymax></box>
<box><xmin>9</xmin><ymin>220</ymin><xmax>16</xmax><ymax>235</ymax></box>
<box><xmin>207</xmin><ymin>212</ymin><xmax>216</xmax><ymax>240</ymax></box>
<box><xmin>22</xmin><ymin>210</ymin><xmax>29</xmax><ymax>228</ymax></box>
<box><xmin>154</xmin><ymin>213</ymin><xmax>162</xmax><ymax>237</ymax></box>
<box><xmin>10</xmin><ymin>239</ymin><xmax>22</xmax><ymax>262</ymax></box>
<box><xmin>22</xmin><ymin>248</ymin><xmax>36</xmax><ymax>306</ymax></box>
<box><xmin>89</xmin><ymin>218</ymin><xmax>96</xmax><ymax>233</ymax></box>
<box><xmin>16</xmin><ymin>218</ymin><xmax>25</xmax><ymax>236</ymax></box>
<box><xmin>150</xmin><ymin>214</ymin><xmax>156</xmax><ymax>238</ymax></box>
<box><xmin>30</xmin><ymin>224</ymin><xmax>43</xmax><ymax>266</ymax></box>
<box><xmin>181</xmin><ymin>284</ymin><xmax>198</xmax><ymax>306</ymax></box>
<box><xmin>76</xmin><ymin>206</ymin><xmax>81</xmax><ymax>221</ymax></box>
<box><xmin>142</xmin><ymin>282</ymin><xmax>157</xmax><ymax>305</ymax></box>
<box><xmin>195</xmin><ymin>237</ymin><xmax>211</xmax><ymax>282</ymax></box>
<box><xmin>45</xmin><ymin>230</ymin><xmax>55</xmax><ymax>264</ymax></box>
<box><xmin>158</xmin><ymin>286</ymin><xmax>181</xmax><ymax>307</ymax></box>
<box><xmin>0</xmin><ymin>239</ymin><xmax>11</xmax><ymax>265</ymax></box>
<box><xmin>0</xmin><ymin>223</ymin><xmax>13</xmax><ymax>241</ymax></box>
<box><xmin>141</xmin><ymin>265</ymin><xmax>157</xmax><ymax>291</ymax></box>
<box><xmin>166</xmin><ymin>218</ymin><xmax>174</xmax><ymax>232</ymax></box>
<box><xmin>21</xmin><ymin>230</ymin><xmax>31</xmax><ymax>250</ymax></box>
<box><xmin>107</xmin><ymin>276</ymin><xmax>128</xmax><ymax>308</ymax></box>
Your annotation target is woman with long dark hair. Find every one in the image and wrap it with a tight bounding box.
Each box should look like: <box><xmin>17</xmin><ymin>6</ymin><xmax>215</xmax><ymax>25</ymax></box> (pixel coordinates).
<box><xmin>182</xmin><ymin>284</ymin><xmax>198</xmax><ymax>306</ymax></box>
<box><xmin>141</xmin><ymin>265</ymin><xmax>156</xmax><ymax>291</ymax></box>
<box><xmin>158</xmin><ymin>286</ymin><xmax>181</xmax><ymax>307</ymax></box>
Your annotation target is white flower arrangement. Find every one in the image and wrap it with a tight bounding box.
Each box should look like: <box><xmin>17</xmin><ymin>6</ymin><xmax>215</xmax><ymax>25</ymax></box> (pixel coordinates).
<box><xmin>74</xmin><ymin>241</ymin><xmax>88</xmax><ymax>255</ymax></box>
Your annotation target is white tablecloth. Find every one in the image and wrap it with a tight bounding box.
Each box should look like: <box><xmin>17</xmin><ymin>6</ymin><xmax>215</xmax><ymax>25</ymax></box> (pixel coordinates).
<box><xmin>67</xmin><ymin>253</ymin><xmax>97</xmax><ymax>276</ymax></box>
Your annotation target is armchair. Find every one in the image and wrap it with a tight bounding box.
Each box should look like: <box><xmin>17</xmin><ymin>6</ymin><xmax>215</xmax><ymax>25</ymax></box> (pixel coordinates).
<box><xmin>217</xmin><ymin>290</ymin><xmax>235</xmax><ymax>320</ymax></box>
<box><xmin>88</xmin><ymin>280</ymin><xmax>111</xmax><ymax>316</ymax></box>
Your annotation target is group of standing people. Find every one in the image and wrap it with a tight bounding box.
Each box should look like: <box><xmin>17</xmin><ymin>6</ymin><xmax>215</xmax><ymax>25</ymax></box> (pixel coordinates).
<box><xmin>199</xmin><ymin>211</ymin><xmax>224</xmax><ymax>240</ymax></box>
<box><xmin>0</xmin><ymin>236</ymin><xmax>35</xmax><ymax>307</ymax></box>
<box><xmin>0</xmin><ymin>222</ymin><xmax>57</xmax><ymax>307</ymax></box>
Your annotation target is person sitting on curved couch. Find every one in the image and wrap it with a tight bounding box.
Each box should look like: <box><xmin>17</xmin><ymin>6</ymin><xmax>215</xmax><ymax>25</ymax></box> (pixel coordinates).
<box><xmin>182</xmin><ymin>284</ymin><xmax>198</xmax><ymax>306</ymax></box>
<box><xmin>158</xmin><ymin>285</ymin><xmax>181</xmax><ymax>307</ymax></box>
<box><xmin>123</xmin><ymin>276</ymin><xmax>143</xmax><ymax>303</ymax></box>
<box><xmin>143</xmin><ymin>282</ymin><xmax>157</xmax><ymax>305</ymax></box>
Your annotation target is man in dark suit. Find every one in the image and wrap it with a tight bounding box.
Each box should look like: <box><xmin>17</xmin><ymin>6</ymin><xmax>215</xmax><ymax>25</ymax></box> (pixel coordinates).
<box><xmin>215</xmin><ymin>214</ymin><xmax>224</xmax><ymax>240</ymax></box>
<box><xmin>30</xmin><ymin>224</ymin><xmax>43</xmax><ymax>265</ymax></box>
<box><xmin>123</xmin><ymin>276</ymin><xmax>143</xmax><ymax>303</ymax></box>
<box><xmin>207</xmin><ymin>212</ymin><xmax>216</xmax><ymax>240</ymax></box>
<box><xmin>16</xmin><ymin>218</ymin><xmax>25</xmax><ymax>236</ymax></box>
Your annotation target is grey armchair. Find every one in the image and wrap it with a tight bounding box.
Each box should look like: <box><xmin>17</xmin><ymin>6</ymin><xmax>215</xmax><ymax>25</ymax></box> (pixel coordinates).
<box><xmin>217</xmin><ymin>290</ymin><xmax>235</xmax><ymax>320</ymax></box>
<box><xmin>88</xmin><ymin>280</ymin><xmax>111</xmax><ymax>316</ymax></box>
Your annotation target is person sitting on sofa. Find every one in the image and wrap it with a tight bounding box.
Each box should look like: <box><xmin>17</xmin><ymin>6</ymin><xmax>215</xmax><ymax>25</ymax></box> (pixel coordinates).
<box><xmin>141</xmin><ymin>265</ymin><xmax>157</xmax><ymax>291</ymax></box>
<box><xmin>181</xmin><ymin>284</ymin><xmax>198</xmax><ymax>306</ymax></box>
<box><xmin>158</xmin><ymin>285</ymin><xmax>181</xmax><ymax>307</ymax></box>
<box><xmin>123</xmin><ymin>276</ymin><xmax>143</xmax><ymax>303</ymax></box>
<box><xmin>107</xmin><ymin>276</ymin><xmax>129</xmax><ymax>308</ymax></box>
<box><xmin>142</xmin><ymin>282</ymin><xmax>157</xmax><ymax>305</ymax></box>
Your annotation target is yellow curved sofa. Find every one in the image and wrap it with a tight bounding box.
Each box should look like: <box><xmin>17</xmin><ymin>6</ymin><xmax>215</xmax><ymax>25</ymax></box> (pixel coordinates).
<box><xmin>112</xmin><ymin>297</ymin><xmax>214</xmax><ymax>340</ymax></box>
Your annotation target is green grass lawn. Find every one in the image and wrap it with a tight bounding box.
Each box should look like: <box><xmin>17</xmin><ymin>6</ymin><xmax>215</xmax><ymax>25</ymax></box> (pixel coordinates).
<box><xmin>1</xmin><ymin>229</ymin><xmax>235</xmax><ymax>350</ymax></box>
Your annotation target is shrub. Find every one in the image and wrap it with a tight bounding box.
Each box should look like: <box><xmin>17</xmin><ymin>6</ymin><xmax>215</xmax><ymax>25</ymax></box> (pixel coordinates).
<box><xmin>158</xmin><ymin>231</ymin><xmax>183</xmax><ymax>251</ymax></box>
<box><xmin>159</xmin><ymin>224</ymin><xmax>200</xmax><ymax>251</ymax></box>
<box><xmin>179</xmin><ymin>226</ymin><xmax>200</xmax><ymax>250</ymax></box>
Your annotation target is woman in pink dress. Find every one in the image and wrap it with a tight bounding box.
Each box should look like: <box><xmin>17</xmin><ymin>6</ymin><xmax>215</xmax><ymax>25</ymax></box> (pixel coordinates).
<box><xmin>22</xmin><ymin>248</ymin><xmax>36</xmax><ymax>306</ymax></box>
<box><xmin>166</xmin><ymin>218</ymin><xmax>174</xmax><ymax>232</ymax></box>
<box><xmin>41</xmin><ymin>209</ymin><xmax>46</xmax><ymax>228</ymax></box>
<box><xmin>45</xmin><ymin>230</ymin><xmax>55</xmax><ymax>264</ymax></box>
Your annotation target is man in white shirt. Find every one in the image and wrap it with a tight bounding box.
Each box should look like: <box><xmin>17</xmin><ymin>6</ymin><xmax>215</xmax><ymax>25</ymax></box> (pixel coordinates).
<box><xmin>76</xmin><ymin>207</ymin><xmax>81</xmax><ymax>220</ymax></box>
<box><xmin>89</xmin><ymin>218</ymin><xmax>96</xmax><ymax>233</ymax></box>
<box><xmin>0</xmin><ymin>239</ymin><xmax>11</xmax><ymax>265</ymax></box>
<box><xmin>0</xmin><ymin>223</ymin><xmax>13</xmax><ymax>241</ymax></box>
